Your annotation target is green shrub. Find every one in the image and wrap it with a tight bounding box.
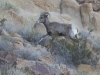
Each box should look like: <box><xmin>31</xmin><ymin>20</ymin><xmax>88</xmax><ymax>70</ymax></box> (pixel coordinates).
<box><xmin>50</xmin><ymin>37</ymin><xmax>98</xmax><ymax>66</ymax></box>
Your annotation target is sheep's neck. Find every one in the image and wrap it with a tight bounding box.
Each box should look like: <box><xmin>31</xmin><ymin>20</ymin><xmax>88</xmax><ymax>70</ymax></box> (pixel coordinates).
<box><xmin>43</xmin><ymin>18</ymin><xmax>50</xmax><ymax>30</ymax></box>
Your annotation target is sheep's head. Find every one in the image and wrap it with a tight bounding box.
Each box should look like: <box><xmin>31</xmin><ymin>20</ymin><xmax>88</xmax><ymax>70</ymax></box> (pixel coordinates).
<box><xmin>36</xmin><ymin>12</ymin><xmax>50</xmax><ymax>23</ymax></box>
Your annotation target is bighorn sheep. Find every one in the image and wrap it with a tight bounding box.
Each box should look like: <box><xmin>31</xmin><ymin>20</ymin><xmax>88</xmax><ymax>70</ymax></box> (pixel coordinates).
<box><xmin>34</xmin><ymin>12</ymin><xmax>78</xmax><ymax>44</ymax></box>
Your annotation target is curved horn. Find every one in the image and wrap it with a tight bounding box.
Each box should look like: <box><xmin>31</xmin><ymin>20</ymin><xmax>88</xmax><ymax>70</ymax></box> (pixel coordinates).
<box><xmin>40</xmin><ymin>12</ymin><xmax>50</xmax><ymax>17</ymax></box>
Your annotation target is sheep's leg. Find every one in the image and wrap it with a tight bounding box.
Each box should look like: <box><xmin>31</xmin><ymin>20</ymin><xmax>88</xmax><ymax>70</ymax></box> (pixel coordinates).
<box><xmin>37</xmin><ymin>34</ymin><xmax>48</xmax><ymax>44</ymax></box>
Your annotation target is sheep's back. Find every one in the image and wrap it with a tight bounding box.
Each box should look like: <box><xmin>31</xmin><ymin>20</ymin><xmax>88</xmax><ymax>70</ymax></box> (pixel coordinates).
<box><xmin>48</xmin><ymin>22</ymin><xmax>70</xmax><ymax>34</ymax></box>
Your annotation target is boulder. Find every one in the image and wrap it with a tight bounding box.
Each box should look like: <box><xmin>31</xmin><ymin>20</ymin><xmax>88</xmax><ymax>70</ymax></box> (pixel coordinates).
<box><xmin>32</xmin><ymin>0</ymin><xmax>60</xmax><ymax>12</ymax></box>
<box><xmin>61</xmin><ymin>0</ymin><xmax>79</xmax><ymax>14</ymax></box>
<box><xmin>10</xmin><ymin>32</ymin><xmax>22</xmax><ymax>38</ymax></box>
<box><xmin>11</xmin><ymin>37</ymin><xmax>24</xmax><ymax>43</ymax></box>
<box><xmin>16</xmin><ymin>58</ymin><xmax>71</xmax><ymax>75</ymax></box>
<box><xmin>1</xmin><ymin>29</ymin><xmax>10</xmax><ymax>36</ymax></box>
<box><xmin>76</xmin><ymin>0</ymin><xmax>97</xmax><ymax>4</ymax></box>
<box><xmin>93</xmin><ymin>3</ymin><xmax>100</xmax><ymax>11</ymax></box>
<box><xmin>77</xmin><ymin>64</ymin><xmax>93</xmax><ymax>72</ymax></box>
<box><xmin>80</xmin><ymin>3</ymin><xmax>93</xmax><ymax>27</ymax></box>
<box><xmin>13</xmin><ymin>41</ymin><xmax>24</xmax><ymax>49</ymax></box>
<box><xmin>96</xmin><ymin>59</ymin><xmax>100</xmax><ymax>70</ymax></box>
<box><xmin>0</xmin><ymin>51</ymin><xmax>17</xmax><ymax>67</ymax></box>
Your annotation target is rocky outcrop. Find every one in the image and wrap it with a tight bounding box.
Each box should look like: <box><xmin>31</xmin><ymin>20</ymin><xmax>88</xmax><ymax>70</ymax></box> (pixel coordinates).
<box><xmin>80</xmin><ymin>3</ymin><xmax>100</xmax><ymax>31</ymax></box>
<box><xmin>60</xmin><ymin>0</ymin><xmax>82</xmax><ymax>30</ymax></box>
<box><xmin>76</xmin><ymin>0</ymin><xmax>100</xmax><ymax>12</ymax></box>
<box><xmin>0</xmin><ymin>46</ymin><xmax>72</xmax><ymax>75</ymax></box>
<box><xmin>16</xmin><ymin>58</ymin><xmax>70</xmax><ymax>75</ymax></box>
<box><xmin>78</xmin><ymin>64</ymin><xmax>93</xmax><ymax>72</ymax></box>
<box><xmin>0</xmin><ymin>0</ymin><xmax>100</xmax><ymax>75</ymax></box>
<box><xmin>33</xmin><ymin>0</ymin><xmax>60</xmax><ymax>12</ymax></box>
<box><xmin>76</xmin><ymin>0</ymin><xmax>97</xmax><ymax>4</ymax></box>
<box><xmin>80</xmin><ymin>3</ymin><xmax>93</xmax><ymax>27</ymax></box>
<box><xmin>93</xmin><ymin>3</ymin><xmax>100</xmax><ymax>11</ymax></box>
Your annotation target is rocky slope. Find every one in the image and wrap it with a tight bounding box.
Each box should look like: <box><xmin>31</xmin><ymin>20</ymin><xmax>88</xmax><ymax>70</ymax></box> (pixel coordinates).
<box><xmin>0</xmin><ymin>0</ymin><xmax>100</xmax><ymax>75</ymax></box>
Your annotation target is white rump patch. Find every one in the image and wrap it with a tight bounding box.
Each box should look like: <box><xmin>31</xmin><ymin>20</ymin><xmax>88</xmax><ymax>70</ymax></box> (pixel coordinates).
<box><xmin>71</xmin><ymin>24</ymin><xmax>78</xmax><ymax>35</ymax></box>
<box><xmin>71</xmin><ymin>24</ymin><xmax>79</xmax><ymax>38</ymax></box>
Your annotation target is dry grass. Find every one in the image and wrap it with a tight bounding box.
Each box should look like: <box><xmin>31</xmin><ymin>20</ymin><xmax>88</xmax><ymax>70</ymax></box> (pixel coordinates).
<box><xmin>0</xmin><ymin>0</ymin><xmax>19</xmax><ymax>13</ymax></box>
<box><xmin>76</xmin><ymin>71</ymin><xmax>100</xmax><ymax>75</ymax></box>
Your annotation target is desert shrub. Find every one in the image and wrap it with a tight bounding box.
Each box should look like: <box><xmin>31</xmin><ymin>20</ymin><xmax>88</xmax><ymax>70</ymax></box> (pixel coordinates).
<box><xmin>0</xmin><ymin>0</ymin><xmax>19</xmax><ymax>13</ymax></box>
<box><xmin>24</xmin><ymin>31</ymin><xmax>42</xmax><ymax>44</ymax></box>
<box><xmin>18</xmin><ymin>24</ymin><xmax>42</xmax><ymax>44</ymax></box>
<box><xmin>93</xmin><ymin>36</ymin><xmax>100</xmax><ymax>59</ymax></box>
<box><xmin>0</xmin><ymin>36</ymin><xmax>13</xmax><ymax>52</ymax></box>
<box><xmin>13</xmin><ymin>46</ymin><xmax>48</xmax><ymax>61</ymax></box>
<box><xmin>13</xmin><ymin>50</ymin><xmax>38</xmax><ymax>61</ymax></box>
<box><xmin>93</xmin><ymin>37</ymin><xmax>100</xmax><ymax>50</ymax></box>
<box><xmin>50</xmin><ymin>37</ymin><xmax>98</xmax><ymax>66</ymax></box>
<box><xmin>0</xmin><ymin>62</ymin><xmax>9</xmax><ymax>75</ymax></box>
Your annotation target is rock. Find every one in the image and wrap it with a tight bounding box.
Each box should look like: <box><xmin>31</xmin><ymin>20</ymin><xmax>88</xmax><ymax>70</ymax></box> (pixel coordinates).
<box><xmin>1</xmin><ymin>29</ymin><xmax>10</xmax><ymax>36</ymax></box>
<box><xmin>35</xmin><ymin>44</ymin><xmax>43</xmax><ymax>50</ymax></box>
<box><xmin>76</xmin><ymin>0</ymin><xmax>100</xmax><ymax>11</ymax></box>
<box><xmin>33</xmin><ymin>23</ymin><xmax>47</xmax><ymax>35</ymax></box>
<box><xmin>0</xmin><ymin>9</ymin><xmax>24</xmax><ymax>25</ymax></box>
<box><xmin>16</xmin><ymin>58</ymin><xmax>71</xmax><ymax>75</ymax></box>
<box><xmin>76</xmin><ymin>0</ymin><xmax>97</xmax><ymax>4</ymax></box>
<box><xmin>80</xmin><ymin>2</ymin><xmax>100</xmax><ymax>31</ymax></box>
<box><xmin>5</xmin><ymin>53</ymin><xmax>17</xmax><ymax>66</ymax></box>
<box><xmin>16</xmin><ymin>58</ymin><xmax>50</xmax><ymax>75</ymax></box>
<box><xmin>60</xmin><ymin>0</ymin><xmax>82</xmax><ymax>29</ymax></box>
<box><xmin>61</xmin><ymin>0</ymin><xmax>80</xmax><ymax>18</ymax></box>
<box><xmin>96</xmin><ymin>60</ymin><xmax>100</xmax><ymax>70</ymax></box>
<box><xmin>80</xmin><ymin>3</ymin><xmax>93</xmax><ymax>27</ymax></box>
<box><xmin>76</xmin><ymin>0</ymin><xmax>85</xmax><ymax>4</ymax></box>
<box><xmin>61</xmin><ymin>14</ymin><xmax>71</xmax><ymax>21</ymax></box>
<box><xmin>0</xmin><ymin>0</ymin><xmax>100</xmax><ymax>75</ymax></box>
<box><xmin>84</xmin><ymin>0</ymin><xmax>97</xmax><ymax>3</ymax></box>
<box><xmin>23</xmin><ymin>42</ymin><xmax>32</xmax><ymax>48</ymax></box>
<box><xmin>27</xmin><ymin>62</ymin><xmax>50</xmax><ymax>75</ymax></box>
<box><xmin>38</xmin><ymin>56</ymin><xmax>52</xmax><ymax>64</ymax></box>
<box><xmin>11</xmin><ymin>37</ymin><xmax>24</xmax><ymax>43</ymax></box>
<box><xmin>10</xmin><ymin>32</ymin><xmax>22</xmax><ymax>38</ymax></box>
<box><xmin>80</xmin><ymin>3</ymin><xmax>99</xmax><ymax>30</ymax></box>
<box><xmin>93</xmin><ymin>3</ymin><xmax>100</xmax><ymax>11</ymax></box>
<box><xmin>13</xmin><ymin>41</ymin><xmax>24</xmax><ymax>49</ymax></box>
<box><xmin>91</xmin><ymin>12</ymin><xmax>100</xmax><ymax>31</ymax></box>
<box><xmin>38</xmin><ymin>36</ymin><xmax>52</xmax><ymax>47</ymax></box>
<box><xmin>77</xmin><ymin>64</ymin><xmax>93</xmax><ymax>72</ymax></box>
<box><xmin>16</xmin><ymin>58</ymin><xmax>35</xmax><ymax>69</ymax></box>
<box><xmin>0</xmin><ymin>51</ymin><xmax>17</xmax><ymax>67</ymax></box>
<box><xmin>32</xmin><ymin>0</ymin><xmax>60</xmax><ymax>12</ymax></box>
<box><xmin>43</xmin><ymin>38</ymin><xmax>51</xmax><ymax>47</ymax></box>
<box><xmin>59</xmin><ymin>64</ymin><xmax>70</xmax><ymax>75</ymax></box>
<box><xmin>0</xmin><ymin>69</ymin><xmax>1</xmax><ymax>75</ymax></box>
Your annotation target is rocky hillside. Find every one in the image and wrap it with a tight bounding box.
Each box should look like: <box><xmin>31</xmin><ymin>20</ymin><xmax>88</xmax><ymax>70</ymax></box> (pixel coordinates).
<box><xmin>0</xmin><ymin>0</ymin><xmax>100</xmax><ymax>75</ymax></box>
